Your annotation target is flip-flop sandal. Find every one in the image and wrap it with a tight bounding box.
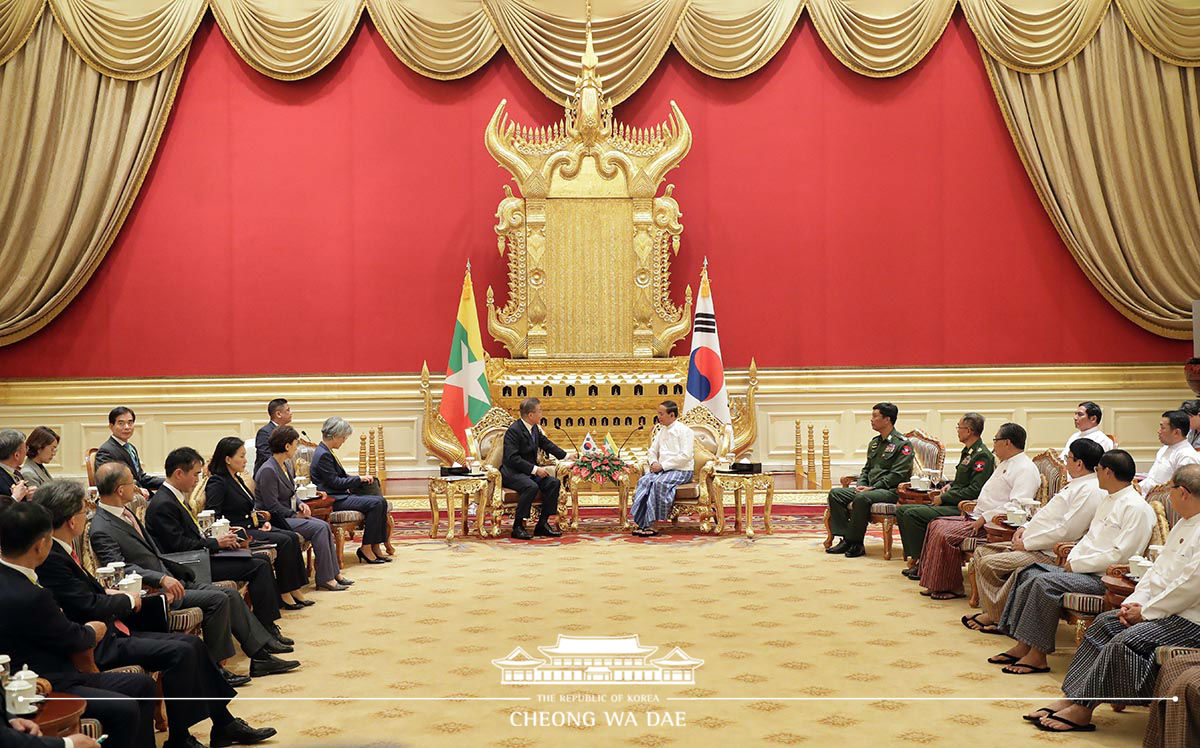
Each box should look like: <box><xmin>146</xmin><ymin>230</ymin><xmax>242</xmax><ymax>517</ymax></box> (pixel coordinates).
<box><xmin>1022</xmin><ymin>708</ymin><xmax>1055</xmax><ymax>722</ymax></box>
<box><xmin>962</xmin><ymin>614</ymin><xmax>992</xmax><ymax>630</ymax></box>
<box><xmin>919</xmin><ymin>590</ymin><xmax>932</xmax><ymax>597</ymax></box>
<box><xmin>988</xmin><ymin>653</ymin><xmax>1021</xmax><ymax>665</ymax></box>
<box><xmin>1003</xmin><ymin>664</ymin><xmax>1052</xmax><ymax>675</ymax></box>
<box><xmin>978</xmin><ymin>624</ymin><xmax>1005</xmax><ymax>635</ymax></box>
<box><xmin>1034</xmin><ymin>714</ymin><xmax>1096</xmax><ymax>732</ymax></box>
<box><xmin>930</xmin><ymin>591</ymin><xmax>966</xmax><ymax>600</ymax></box>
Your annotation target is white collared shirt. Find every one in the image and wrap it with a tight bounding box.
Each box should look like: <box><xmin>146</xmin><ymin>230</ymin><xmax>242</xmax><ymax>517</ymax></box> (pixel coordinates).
<box><xmin>52</xmin><ymin>536</ymin><xmax>136</xmax><ymax>607</ymax></box>
<box><xmin>1021</xmin><ymin>472</ymin><xmax>1107</xmax><ymax>551</ymax></box>
<box><xmin>0</xmin><ymin>556</ymin><xmax>39</xmax><ymax>585</ymax></box>
<box><xmin>1126</xmin><ymin>513</ymin><xmax>1200</xmax><ymax>623</ymax></box>
<box><xmin>973</xmin><ymin>452</ymin><xmax>1042</xmax><ymax>521</ymax></box>
<box><xmin>1140</xmin><ymin>440</ymin><xmax>1200</xmax><ymax>495</ymax></box>
<box><xmin>1067</xmin><ymin>485</ymin><xmax>1156</xmax><ymax>574</ymax></box>
<box><xmin>648</xmin><ymin>420</ymin><xmax>695</xmax><ymax>473</ymax></box>
<box><xmin>1060</xmin><ymin>426</ymin><xmax>1114</xmax><ymax>463</ymax></box>
<box><xmin>98</xmin><ymin>501</ymin><xmax>128</xmax><ymax>520</ymax></box>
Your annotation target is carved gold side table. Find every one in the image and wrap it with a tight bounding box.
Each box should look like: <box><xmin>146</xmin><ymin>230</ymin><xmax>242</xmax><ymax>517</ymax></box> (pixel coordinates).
<box><xmin>567</xmin><ymin>469</ymin><xmax>632</xmax><ymax>531</ymax></box>
<box><xmin>428</xmin><ymin>476</ymin><xmax>490</xmax><ymax>542</ymax></box>
<box><xmin>707</xmin><ymin>471</ymin><xmax>774</xmax><ymax>538</ymax></box>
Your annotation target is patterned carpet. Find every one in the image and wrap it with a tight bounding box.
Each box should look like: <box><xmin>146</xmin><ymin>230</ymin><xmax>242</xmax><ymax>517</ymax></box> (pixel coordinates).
<box><xmin>204</xmin><ymin>531</ymin><xmax>1151</xmax><ymax>748</ymax></box>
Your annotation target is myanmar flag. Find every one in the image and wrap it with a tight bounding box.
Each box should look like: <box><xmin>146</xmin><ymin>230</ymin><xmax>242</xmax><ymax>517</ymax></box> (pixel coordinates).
<box><xmin>439</xmin><ymin>265</ymin><xmax>492</xmax><ymax>451</ymax></box>
<box><xmin>603</xmin><ymin>432</ymin><xmax>618</xmax><ymax>455</ymax></box>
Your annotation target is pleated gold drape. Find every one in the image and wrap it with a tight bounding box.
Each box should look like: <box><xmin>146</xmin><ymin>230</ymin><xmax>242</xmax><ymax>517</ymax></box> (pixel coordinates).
<box><xmin>0</xmin><ymin>1</ymin><xmax>1198</xmax><ymax>343</ymax></box>
<box><xmin>0</xmin><ymin>7</ymin><xmax>185</xmax><ymax>345</ymax></box>
<box><xmin>986</xmin><ymin>6</ymin><xmax>1200</xmax><ymax>338</ymax></box>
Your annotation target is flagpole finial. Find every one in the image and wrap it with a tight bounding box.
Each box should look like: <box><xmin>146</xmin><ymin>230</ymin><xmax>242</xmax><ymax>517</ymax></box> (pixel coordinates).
<box><xmin>466</xmin><ymin>258</ymin><xmax>472</xmax><ymax>274</ymax></box>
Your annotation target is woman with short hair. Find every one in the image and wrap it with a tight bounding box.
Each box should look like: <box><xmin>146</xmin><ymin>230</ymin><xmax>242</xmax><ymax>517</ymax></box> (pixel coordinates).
<box><xmin>309</xmin><ymin>417</ymin><xmax>391</xmax><ymax>564</ymax></box>
<box><xmin>22</xmin><ymin>426</ymin><xmax>59</xmax><ymax>488</ymax></box>
<box><xmin>256</xmin><ymin>426</ymin><xmax>353</xmax><ymax>591</ymax></box>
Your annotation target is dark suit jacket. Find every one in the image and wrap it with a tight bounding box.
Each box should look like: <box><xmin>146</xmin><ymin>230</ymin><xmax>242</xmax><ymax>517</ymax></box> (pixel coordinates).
<box><xmin>253</xmin><ymin>458</ymin><xmax>298</xmax><ymax>527</ymax></box>
<box><xmin>204</xmin><ymin>472</ymin><xmax>266</xmax><ymax>530</ymax></box>
<box><xmin>0</xmin><ymin>465</ymin><xmax>18</xmax><ymax>498</ymax></box>
<box><xmin>88</xmin><ymin>504</ymin><xmax>194</xmax><ymax>586</ymax></box>
<box><xmin>310</xmin><ymin>442</ymin><xmax>363</xmax><ymax>496</ymax></box>
<box><xmin>146</xmin><ymin>486</ymin><xmax>220</xmax><ymax>555</ymax></box>
<box><xmin>0</xmin><ymin>564</ymin><xmax>97</xmax><ymax>690</ymax></box>
<box><xmin>1</xmin><ymin>698</ymin><xmax>69</xmax><ymax>747</ymax></box>
<box><xmin>501</xmin><ymin>420</ymin><xmax>566</xmax><ymax>479</ymax></box>
<box><xmin>254</xmin><ymin>422</ymin><xmax>277</xmax><ymax>475</ymax></box>
<box><xmin>36</xmin><ymin>543</ymin><xmax>134</xmax><ymax>627</ymax></box>
<box><xmin>94</xmin><ymin>436</ymin><xmax>164</xmax><ymax>492</ymax></box>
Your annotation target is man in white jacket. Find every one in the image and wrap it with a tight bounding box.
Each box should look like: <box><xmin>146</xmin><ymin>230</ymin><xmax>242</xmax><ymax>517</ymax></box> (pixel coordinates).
<box><xmin>1059</xmin><ymin>401</ymin><xmax>1114</xmax><ymax>462</ymax></box>
<box><xmin>992</xmin><ymin>449</ymin><xmax>1155</xmax><ymax>675</ymax></box>
<box><xmin>1138</xmin><ymin>410</ymin><xmax>1200</xmax><ymax>495</ymax></box>
<box><xmin>630</xmin><ymin>401</ymin><xmax>694</xmax><ymax>537</ymax></box>
<box><xmin>964</xmin><ymin>438</ymin><xmax>1108</xmax><ymax>632</ymax></box>
<box><xmin>1027</xmin><ymin>463</ymin><xmax>1200</xmax><ymax>733</ymax></box>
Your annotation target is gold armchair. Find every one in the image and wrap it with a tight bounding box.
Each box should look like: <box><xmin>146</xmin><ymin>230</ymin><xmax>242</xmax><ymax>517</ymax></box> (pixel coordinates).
<box><xmin>637</xmin><ymin>406</ymin><xmax>719</xmax><ymax>533</ymax></box>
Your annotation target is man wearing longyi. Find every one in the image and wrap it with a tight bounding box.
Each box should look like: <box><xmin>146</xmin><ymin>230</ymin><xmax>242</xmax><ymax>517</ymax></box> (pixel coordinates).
<box><xmin>502</xmin><ymin>398</ymin><xmax>567</xmax><ymax>540</ymax></box>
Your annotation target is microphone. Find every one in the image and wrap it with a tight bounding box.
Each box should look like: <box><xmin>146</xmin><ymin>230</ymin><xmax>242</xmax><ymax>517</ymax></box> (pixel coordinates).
<box><xmin>554</xmin><ymin>426</ymin><xmax>581</xmax><ymax>456</ymax></box>
<box><xmin>616</xmin><ymin>425</ymin><xmax>644</xmax><ymax>460</ymax></box>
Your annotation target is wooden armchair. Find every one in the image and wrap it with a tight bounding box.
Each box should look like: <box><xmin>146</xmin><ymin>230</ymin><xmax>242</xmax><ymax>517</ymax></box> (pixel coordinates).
<box><xmin>1030</xmin><ymin>449</ymin><xmax>1068</xmax><ymax>503</ymax></box>
<box><xmin>825</xmin><ymin>429</ymin><xmax>945</xmax><ymax>560</ymax></box>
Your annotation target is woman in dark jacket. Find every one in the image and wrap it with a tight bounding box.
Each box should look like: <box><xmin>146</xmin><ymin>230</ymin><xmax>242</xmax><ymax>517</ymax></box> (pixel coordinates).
<box><xmin>309</xmin><ymin>416</ymin><xmax>391</xmax><ymax>564</ymax></box>
<box><xmin>206</xmin><ymin>436</ymin><xmax>312</xmax><ymax>609</ymax></box>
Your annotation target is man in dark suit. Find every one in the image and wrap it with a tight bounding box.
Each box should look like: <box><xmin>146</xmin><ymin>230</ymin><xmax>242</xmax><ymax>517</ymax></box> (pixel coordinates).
<box><xmin>0</xmin><ymin>502</ymin><xmax>156</xmax><ymax>748</ymax></box>
<box><xmin>254</xmin><ymin>398</ymin><xmax>291</xmax><ymax>474</ymax></box>
<box><xmin>92</xmin><ymin>406</ymin><xmax>162</xmax><ymax>496</ymax></box>
<box><xmin>89</xmin><ymin>463</ymin><xmax>298</xmax><ymax>683</ymax></box>
<box><xmin>32</xmin><ymin>479</ymin><xmax>276</xmax><ymax>748</ymax></box>
<box><xmin>0</xmin><ymin>428</ymin><xmax>33</xmax><ymax>500</ymax></box>
<box><xmin>145</xmin><ymin>447</ymin><xmax>286</xmax><ymax>640</ymax></box>
<box><xmin>501</xmin><ymin>398</ymin><xmax>568</xmax><ymax>540</ymax></box>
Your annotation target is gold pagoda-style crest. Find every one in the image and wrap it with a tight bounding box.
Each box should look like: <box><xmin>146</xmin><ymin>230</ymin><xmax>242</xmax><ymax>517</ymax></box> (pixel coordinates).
<box><xmin>485</xmin><ymin>13</ymin><xmax>692</xmax><ymax>359</ymax></box>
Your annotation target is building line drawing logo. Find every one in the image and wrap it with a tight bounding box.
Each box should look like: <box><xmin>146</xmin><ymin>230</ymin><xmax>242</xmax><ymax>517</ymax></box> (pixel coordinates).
<box><xmin>492</xmin><ymin>635</ymin><xmax>704</xmax><ymax>685</ymax></box>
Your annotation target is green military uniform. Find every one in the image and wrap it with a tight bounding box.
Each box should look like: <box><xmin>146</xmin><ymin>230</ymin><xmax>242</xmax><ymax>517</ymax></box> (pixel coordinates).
<box><xmin>826</xmin><ymin>430</ymin><xmax>914</xmax><ymax>544</ymax></box>
<box><xmin>895</xmin><ymin>440</ymin><xmax>995</xmax><ymax>559</ymax></box>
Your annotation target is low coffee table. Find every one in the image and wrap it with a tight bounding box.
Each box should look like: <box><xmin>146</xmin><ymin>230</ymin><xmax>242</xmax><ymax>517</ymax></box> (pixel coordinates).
<box><xmin>984</xmin><ymin>519</ymin><xmax>1018</xmax><ymax>544</ymax></box>
<box><xmin>34</xmin><ymin>692</ymin><xmax>86</xmax><ymax>737</ymax></box>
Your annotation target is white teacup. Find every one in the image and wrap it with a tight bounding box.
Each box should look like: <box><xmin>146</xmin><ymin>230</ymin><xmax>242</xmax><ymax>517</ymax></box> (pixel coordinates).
<box><xmin>211</xmin><ymin>520</ymin><xmax>231</xmax><ymax>539</ymax></box>
<box><xmin>0</xmin><ymin>653</ymin><xmax>10</xmax><ymax>685</ymax></box>
<box><xmin>1147</xmin><ymin>544</ymin><xmax>1165</xmax><ymax>561</ymax></box>
<box><xmin>1006</xmin><ymin>509</ymin><xmax>1028</xmax><ymax>525</ymax></box>
<box><xmin>5</xmin><ymin>678</ymin><xmax>35</xmax><ymax>716</ymax></box>
<box><xmin>910</xmin><ymin>476</ymin><xmax>931</xmax><ymax>491</ymax></box>
<box><xmin>96</xmin><ymin>565</ymin><xmax>116</xmax><ymax>589</ymax></box>
<box><xmin>118</xmin><ymin>573</ymin><xmax>143</xmax><ymax>596</ymax></box>
<box><xmin>109</xmin><ymin>562</ymin><xmax>125</xmax><ymax>582</ymax></box>
<box><xmin>1129</xmin><ymin>555</ymin><xmax>1153</xmax><ymax>577</ymax></box>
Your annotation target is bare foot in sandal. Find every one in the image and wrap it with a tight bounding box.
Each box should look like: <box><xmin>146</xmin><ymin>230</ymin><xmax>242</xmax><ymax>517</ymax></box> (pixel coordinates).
<box><xmin>1037</xmin><ymin>704</ymin><xmax>1096</xmax><ymax>732</ymax></box>
<box><xmin>1025</xmin><ymin>700</ymin><xmax>1071</xmax><ymax>721</ymax></box>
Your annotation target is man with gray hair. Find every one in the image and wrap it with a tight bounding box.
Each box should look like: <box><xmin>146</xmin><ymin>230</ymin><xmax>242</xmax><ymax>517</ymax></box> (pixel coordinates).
<box><xmin>310</xmin><ymin>416</ymin><xmax>391</xmax><ymax>562</ymax></box>
<box><xmin>0</xmin><ymin>429</ymin><xmax>31</xmax><ymax>500</ymax></box>
<box><xmin>501</xmin><ymin>398</ymin><xmax>567</xmax><ymax>539</ymax></box>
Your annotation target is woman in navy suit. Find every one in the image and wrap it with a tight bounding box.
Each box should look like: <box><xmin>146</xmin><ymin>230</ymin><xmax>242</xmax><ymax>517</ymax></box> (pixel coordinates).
<box><xmin>309</xmin><ymin>417</ymin><xmax>391</xmax><ymax>564</ymax></box>
<box><xmin>205</xmin><ymin>437</ymin><xmax>311</xmax><ymax>609</ymax></box>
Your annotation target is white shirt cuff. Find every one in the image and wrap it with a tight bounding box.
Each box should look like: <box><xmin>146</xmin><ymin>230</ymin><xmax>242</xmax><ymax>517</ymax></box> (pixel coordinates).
<box><xmin>62</xmin><ymin>738</ymin><xmax>74</xmax><ymax>748</ymax></box>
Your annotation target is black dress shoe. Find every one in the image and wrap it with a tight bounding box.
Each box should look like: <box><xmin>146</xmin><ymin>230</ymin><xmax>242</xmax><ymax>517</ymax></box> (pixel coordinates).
<box><xmin>533</xmin><ymin>522</ymin><xmax>562</xmax><ymax>537</ymax></box>
<box><xmin>844</xmin><ymin>543</ymin><xmax>866</xmax><ymax>558</ymax></box>
<box><xmin>511</xmin><ymin>522</ymin><xmax>532</xmax><ymax>540</ymax></box>
<box><xmin>268</xmin><ymin>626</ymin><xmax>294</xmax><ymax>646</ymax></box>
<box><xmin>249</xmin><ymin>653</ymin><xmax>300</xmax><ymax>677</ymax></box>
<box><xmin>280</xmin><ymin>600</ymin><xmax>305</xmax><ymax>611</ymax></box>
<box><xmin>220</xmin><ymin>667</ymin><xmax>251</xmax><ymax>688</ymax></box>
<box><xmin>211</xmin><ymin>717</ymin><xmax>278</xmax><ymax>747</ymax></box>
<box><xmin>356</xmin><ymin>548</ymin><xmax>386</xmax><ymax>564</ymax></box>
<box><xmin>260</xmin><ymin>639</ymin><xmax>293</xmax><ymax>655</ymax></box>
<box><xmin>902</xmin><ymin>564</ymin><xmax>921</xmax><ymax>579</ymax></box>
<box><xmin>164</xmin><ymin>735</ymin><xmax>207</xmax><ymax>748</ymax></box>
<box><xmin>826</xmin><ymin>540</ymin><xmax>849</xmax><ymax>554</ymax></box>
<box><xmin>316</xmin><ymin>581</ymin><xmax>350</xmax><ymax>591</ymax></box>
<box><xmin>334</xmin><ymin>577</ymin><xmax>354</xmax><ymax>586</ymax></box>
<box><xmin>297</xmin><ymin>597</ymin><xmax>317</xmax><ymax>606</ymax></box>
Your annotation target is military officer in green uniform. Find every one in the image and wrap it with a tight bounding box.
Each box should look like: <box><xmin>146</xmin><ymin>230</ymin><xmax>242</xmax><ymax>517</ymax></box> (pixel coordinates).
<box><xmin>896</xmin><ymin>412</ymin><xmax>995</xmax><ymax>578</ymax></box>
<box><xmin>826</xmin><ymin>402</ymin><xmax>913</xmax><ymax>558</ymax></box>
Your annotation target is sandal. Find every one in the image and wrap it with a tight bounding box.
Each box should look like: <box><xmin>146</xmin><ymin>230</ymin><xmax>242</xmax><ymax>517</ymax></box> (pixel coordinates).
<box><xmin>930</xmin><ymin>591</ymin><xmax>966</xmax><ymax>600</ymax></box>
<box><xmin>962</xmin><ymin>614</ymin><xmax>984</xmax><ymax>630</ymax></box>
<box><xmin>1003</xmin><ymin>663</ymin><xmax>1051</xmax><ymax>675</ymax></box>
<box><xmin>988</xmin><ymin>653</ymin><xmax>1021</xmax><ymax>665</ymax></box>
<box><xmin>1034</xmin><ymin>714</ymin><xmax>1096</xmax><ymax>732</ymax></box>
<box><xmin>1022</xmin><ymin>708</ymin><xmax>1055</xmax><ymax>722</ymax></box>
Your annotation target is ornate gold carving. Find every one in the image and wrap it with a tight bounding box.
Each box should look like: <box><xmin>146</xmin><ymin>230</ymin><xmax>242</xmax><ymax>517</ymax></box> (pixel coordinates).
<box><xmin>420</xmin><ymin>361</ymin><xmax>467</xmax><ymax>466</ymax></box>
<box><xmin>485</xmin><ymin>17</ymin><xmax>691</xmax><ymax>359</ymax></box>
<box><xmin>730</xmin><ymin>358</ymin><xmax>758</xmax><ymax>456</ymax></box>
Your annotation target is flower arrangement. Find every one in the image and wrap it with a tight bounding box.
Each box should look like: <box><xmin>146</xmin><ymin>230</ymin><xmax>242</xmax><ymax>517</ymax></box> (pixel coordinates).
<box><xmin>571</xmin><ymin>450</ymin><xmax>628</xmax><ymax>485</ymax></box>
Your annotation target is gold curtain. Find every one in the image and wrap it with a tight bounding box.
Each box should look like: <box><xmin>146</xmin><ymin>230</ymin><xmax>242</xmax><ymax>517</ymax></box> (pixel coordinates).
<box><xmin>0</xmin><ymin>8</ymin><xmax>185</xmax><ymax>345</ymax></box>
<box><xmin>366</xmin><ymin>0</ymin><xmax>499</xmax><ymax>79</ymax></box>
<box><xmin>985</xmin><ymin>6</ymin><xmax>1200</xmax><ymax>337</ymax></box>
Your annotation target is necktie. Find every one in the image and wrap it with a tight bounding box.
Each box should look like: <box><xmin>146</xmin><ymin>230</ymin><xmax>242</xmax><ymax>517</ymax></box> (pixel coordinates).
<box><xmin>12</xmin><ymin>467</ymin><xmax>23</xmax><ymax>481</ymax></box>
<box><xmin>122</xmin><ymin>508</ymin><xmax>145</xmax><ymax>539</ymax></box>
<box><xmin>123</xmin><ymin>443</ymin><xmax>140</xmax><ymax>471</ymax></box>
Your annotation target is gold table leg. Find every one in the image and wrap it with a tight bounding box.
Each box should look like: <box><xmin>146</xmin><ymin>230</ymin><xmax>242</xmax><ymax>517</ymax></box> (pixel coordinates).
<box><xmin>446</xmin><ymin>486</ymin><xmax>457</xmax><ymax>543</ymax></box>
<box><xmin>743</xmin><ymin>483</ymin><xmax>755</xmax><ymax>539</ymax></box>
<box><xmin>732</xmin><ymin>484</ymin><xmax>743</xmax><ymax>533</ymax></box>
<box><xmin>475</xmin><ymin>486</ymin><xmax>488</xmax><ymax>538</ymax></box>
<box><xmin>763</xmin><ymin>478</ymin><xmax>774</xmax><ymax>534</ymax></box>
<box><xmin>428</xmin><ymin>482</ymin><xmax>442</xmax><ymax>539</ymax></box>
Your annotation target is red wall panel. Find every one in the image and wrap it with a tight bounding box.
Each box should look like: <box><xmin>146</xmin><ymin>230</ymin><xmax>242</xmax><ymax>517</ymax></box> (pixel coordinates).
<box><xmin>0</xmin><ymin>12</ymin><xmax>1186</xmax><ymax>378</ymax></box>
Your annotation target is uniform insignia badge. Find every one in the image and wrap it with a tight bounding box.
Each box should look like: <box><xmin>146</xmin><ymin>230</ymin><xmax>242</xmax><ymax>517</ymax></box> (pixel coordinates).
<box><xmin>960</xmin><ymin>457</ymin><xmax>969</xmax><ymax>466</ymax></box>
<box><xmin>973</xmin><ymin>460</ymin><xmax>986</xmax><ymax>472</ymax></box>
<box><xmin>884</xmin><ymin>443</ymin><xmax>896</xmax><ymax>454</ymax></box>
<box><xmin>900</xmin><ymin>444</ymin><xmax>911</xmax><ymax>456</ymax></box>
